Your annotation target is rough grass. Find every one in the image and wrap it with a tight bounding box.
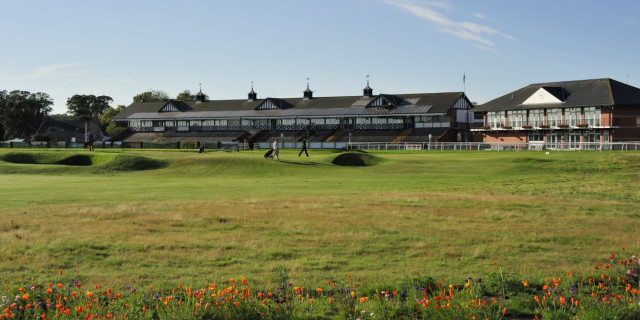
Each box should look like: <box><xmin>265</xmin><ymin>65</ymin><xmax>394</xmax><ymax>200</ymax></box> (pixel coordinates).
<box><xmin>0</xmin><ymin>148</ymin><xmax>639</xmax><ymax>290</ymax></box>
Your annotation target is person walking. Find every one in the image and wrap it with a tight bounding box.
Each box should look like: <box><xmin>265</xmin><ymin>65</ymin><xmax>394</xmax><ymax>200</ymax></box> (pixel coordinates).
<box><xmin>272</xmin><ymin>139</ymin><xmax>279</xmax><ymax>160</ymax></box>
<box><xmin>298</xmin><ymin>139</ymin><xmax>309</xmax><ymax>157</ymax></box>
<box><xmin>85</xmin><ymin>131</ymin><xmax>95</xmax><ymax>151</ymax></box>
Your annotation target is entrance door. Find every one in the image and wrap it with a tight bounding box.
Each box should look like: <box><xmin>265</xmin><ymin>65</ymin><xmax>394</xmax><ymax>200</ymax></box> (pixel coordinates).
<box><xmin>546</xmin><ymin>133</ymin><xmax>560</xmax><ymax>149</ymax></box>
<box><xmin>568</xmin><ymin>133</ymin><xmax>581</xmax><ymax>149</ymax></box>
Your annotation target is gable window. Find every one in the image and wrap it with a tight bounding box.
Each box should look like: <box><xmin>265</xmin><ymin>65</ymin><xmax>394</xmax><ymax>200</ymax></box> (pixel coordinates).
<box><xmin>160</xmin><ymin>102</ymin><xmax>181</xmax><ymax>112</ymax></box>
<box><xmin>257</xmin><ymin>100</ymin><xmax>279</xmax><ymax>110</ymax></box>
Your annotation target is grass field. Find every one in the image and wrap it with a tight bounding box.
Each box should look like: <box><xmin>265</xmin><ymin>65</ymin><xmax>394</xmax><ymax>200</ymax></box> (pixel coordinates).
<box><xmin>1</xmin><ymin>148</ymin><xmax>639</xmax><ymax>293</ymax></box>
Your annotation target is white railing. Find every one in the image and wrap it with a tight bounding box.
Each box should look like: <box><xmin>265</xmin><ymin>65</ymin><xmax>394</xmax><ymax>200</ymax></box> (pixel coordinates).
<box><xmin>345</xmin><ymin>141</ymin><xmax>640</xmax><ymax>151</ymax></box>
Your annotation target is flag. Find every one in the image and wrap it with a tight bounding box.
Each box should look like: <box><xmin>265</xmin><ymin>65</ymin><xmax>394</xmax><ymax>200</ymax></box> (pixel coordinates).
<box><xmin>463</xmin><ymin>73</ymin><xmax>465</xmax><ymax>84</ymax></box>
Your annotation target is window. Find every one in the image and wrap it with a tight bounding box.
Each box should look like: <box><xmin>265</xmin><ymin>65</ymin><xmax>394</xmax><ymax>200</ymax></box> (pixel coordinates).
<box><xmin>528</xmin><ymin>132</ymin><xmax>544</xmax><ymax>142</ymax></box>
<box><xmin>547</xmin><ymin>109</ymin><xmax>562</xmax><ymax>126</ymax></box>
<box><xmin>583</xmin><ymin>107</ymin><xmax>601</xmax><ymax>126</ymax></box>
<box><xmin>279</xmin><ymin>119</ymin><xmax>296</xmax><ymax>126</ymax></box>
<box><xmin>356</xmin><ymin>117</ymin><xmax>371</xmax><ymax>124</ymax></box>
<box><xmin>487</xmin><ymin>111</ymin><xmax>503</xmax><ymax>128</ymax></box>
<box><xmin>325</xmin><ymin>118</ymin><xmax>339</xmax><ymax>125</ymax></box>
<box><xmin>529</xmin><ymin>109</ymin><xmax>544</xmax><ymax>126</ymax></box>
<box><xmin>565</xmin><ymin>108</ymin><xmax>580</xmax><ymax>126</ymax></box>
<box><xmin>177</xmin><ymin>120</ymin><xmax>188</xmax><ymax>127</ymax></box>
<box><xmin>507</xmin><ymin>110</ymin><xmax>526</xmax><ymax>127</ymax></box>
<box><xmin>388</xmin><ymin>117</ymin><xmax>403</xmax><ymax>124</ymax></box>
<box><xmin>371</xmin><ymin>117</ymin><xmax>387</xmax><ymax>124</ymax></box>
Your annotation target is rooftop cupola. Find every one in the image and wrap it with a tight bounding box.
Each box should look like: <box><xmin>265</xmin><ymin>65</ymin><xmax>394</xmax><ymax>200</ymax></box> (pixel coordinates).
<box><xmin>195</xmin><ymin>83</ymin><xmax>206</xmax><ymax>103</ymax></box>
<box><xmin>303</xmin><ymin>77</ymin><xmax>313</xmax><ymax>100</ymax></box>
<box><xmin>363</xmin><ymin>75</ymin><xmax>373</xmax><ymax>98</ymax></box>
<box><xmin>248</xmin><ymin>82</ymin><xmax>257</xmax><ymax>102</ymax></box>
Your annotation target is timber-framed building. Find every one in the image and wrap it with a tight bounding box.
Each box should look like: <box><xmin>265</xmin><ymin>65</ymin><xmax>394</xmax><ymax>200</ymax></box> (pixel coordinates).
<box><xmin>113</xmin><ymin>83</ymin><xmax>474</xmax><ymax>144</ymax></box>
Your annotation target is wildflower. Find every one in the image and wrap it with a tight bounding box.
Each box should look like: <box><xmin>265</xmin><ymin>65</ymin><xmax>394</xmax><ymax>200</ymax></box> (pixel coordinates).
<box><xmin>522</xmin><ymin>280</ymin><xmax>529</xmax><ymax>287</ymax></box>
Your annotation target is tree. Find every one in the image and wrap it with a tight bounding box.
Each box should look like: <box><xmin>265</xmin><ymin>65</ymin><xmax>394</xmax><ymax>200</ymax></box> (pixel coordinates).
<box><xmin>175</xmin><ymin>90</ymin><xmax>196</xmax><ymax>101</ymax></box>
<box><xmin>99</xmin><ymin>105</ymin><xmax>128</xmax><ymax>136</ymax></box>
<box><xmin>0</xmin><ymin>90</ymin><xmax>53</xmax><ymax>140</ymax></box>
<box><xmin>133</xmin><ymin>90</ymin><xmax>170</xmax><ymax>103</ymax></box>
<box><xmin>66</xmin><ymin>94</ymin><xmax>113</xmax><ymax>120</ymax></box>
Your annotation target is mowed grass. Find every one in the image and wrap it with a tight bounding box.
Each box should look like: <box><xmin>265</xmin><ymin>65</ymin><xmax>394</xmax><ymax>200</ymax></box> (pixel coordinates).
<box><xmin>0</xmin><ymin>148</ymin><xmax>639</xmax><ymax>290</ymax></box>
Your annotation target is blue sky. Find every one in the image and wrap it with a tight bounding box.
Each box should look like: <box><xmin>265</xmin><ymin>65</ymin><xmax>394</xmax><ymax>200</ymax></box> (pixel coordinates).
<box><xmin>1</xmin><ymin>0</ymin><xmax>638</xmax><ymax>114</ymax></box>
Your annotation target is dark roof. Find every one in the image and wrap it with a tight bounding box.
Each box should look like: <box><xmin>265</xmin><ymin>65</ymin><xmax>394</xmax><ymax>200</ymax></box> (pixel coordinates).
<box><xmin>35</xmin><ymin>118</ymin><xmax>104</xmax><ymax>142</ymax></box>
<box><xmin>114</xmin><ymin>92</ymin><xmax>465</xmax><ymax>120</ymax></box>
<box><xmin>474</xmin><ymin>78</ymin><xmax>640</xmax><ymax>112</ymax></box>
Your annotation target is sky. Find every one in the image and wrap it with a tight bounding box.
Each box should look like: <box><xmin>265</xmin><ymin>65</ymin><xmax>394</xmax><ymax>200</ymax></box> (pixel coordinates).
<box><xmin>1</xmin><ymin>0</ymin><xmax>639</xmax><ymax>114</ymax></box>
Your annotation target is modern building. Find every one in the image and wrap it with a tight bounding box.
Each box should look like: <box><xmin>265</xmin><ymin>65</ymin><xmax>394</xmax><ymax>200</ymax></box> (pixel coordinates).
<box><xmin>113</xmin><ymin>83</ymin><xmax>475</xmax><ymax>145</ymax></box>
<box><xmin>472</xmin><ymin>78</ymin><xmax>640</xmax><ymax>148</ymax></box>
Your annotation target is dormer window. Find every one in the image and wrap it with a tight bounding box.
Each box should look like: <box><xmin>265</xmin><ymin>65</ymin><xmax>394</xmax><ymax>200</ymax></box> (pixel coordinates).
<box><xmin>256</xmin><ymin>98</ymin><xmax>280</xmax><ymax>110</ymax></box>
<box><xmin>367</xmin><ymin>94</ymin><xmax>398</xmax><ymax>109</ymax></box>
<box><xmin>160</xmin><ymin>101</ymin><xmax>181</xmax><ymax>112</ymax></box>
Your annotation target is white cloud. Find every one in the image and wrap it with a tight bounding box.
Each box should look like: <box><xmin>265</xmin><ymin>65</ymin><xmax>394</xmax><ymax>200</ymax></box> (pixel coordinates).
<box><xmin>474</xmin><ymin>13</ymin><xmax>485</xmax><ymax>19</ymax></box>
<box><xmin>380</xmin><ymin>0</ymin><xmax>513</xmax><ymax>53</ymax></box>
<box><xmin>14</xmin><ymin>63</ymin><xmax>86</xmax><ymax>81</ymax></box>
<box><xmin>618</xmin><ymin>17</ymin><xmax>636</xmax><ymax>25</ymax></box>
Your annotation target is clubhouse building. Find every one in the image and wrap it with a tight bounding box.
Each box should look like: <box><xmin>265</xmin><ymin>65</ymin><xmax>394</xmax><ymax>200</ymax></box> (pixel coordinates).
<box><xmin>113</xmin><ymin>83</ymin><xmax>475</xmax><ymax>145</ymax></box>
<box><xmin>472</xmin><ymin>78</ymin><xmax>640</xmax><ymax>147</ymax></box>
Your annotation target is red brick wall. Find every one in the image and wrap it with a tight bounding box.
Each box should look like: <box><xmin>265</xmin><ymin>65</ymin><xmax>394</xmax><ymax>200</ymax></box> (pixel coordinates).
<box><xmin>483</xmin><ymin>132</ymin><xmax>527</xmax><ymax>143</ymax></box>
<box><xmin>612</xmin><ymin>106</ymin><xmax>640</xmax><ymax>141</ymax></box>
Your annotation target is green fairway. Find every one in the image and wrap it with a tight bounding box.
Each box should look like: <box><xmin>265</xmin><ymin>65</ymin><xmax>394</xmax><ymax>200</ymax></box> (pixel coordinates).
<box><xmin>1</xmin><ymin>148</ymin><xmax>639</xmax><ymax>290</ymax></box>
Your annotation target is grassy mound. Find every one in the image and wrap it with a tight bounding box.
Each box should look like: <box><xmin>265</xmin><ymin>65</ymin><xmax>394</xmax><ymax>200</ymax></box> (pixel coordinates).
<box><xmin>331</xmin><ymin>152</ymin><xmax>382</xmax><ymax>166</ymax></box>
<box><xmin>0</xmin><ymin>151</ymin><xmax>167</xmax><ymax>171</ymax></box>
<box><xmin>100</xmin><ymin>154</ymin><xmax>168</xmax><ymax>171</ymax></box>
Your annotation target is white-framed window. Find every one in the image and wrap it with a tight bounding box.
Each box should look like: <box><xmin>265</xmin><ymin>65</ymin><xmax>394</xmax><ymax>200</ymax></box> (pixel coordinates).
<box><xmin>529</xmin><ymin>109</ymin><xmax>544</xmax><ymax>127</ymax></box>
<box><xmin>190</xmin><ymin>120</ymin><xmax>202</xmax><ymax>126</ymax></box>
<box><xmin>279</xmin><ymin>119</ymin><xmax>296</xmax><ymax>126</ymax></box>
<box><xmin>547</xmin><ymin>109</ymin><xmax>562</xmax><ymax>126</ymax></box>
<box><xmin>325</xmin><ymin>118</ymin><xmax>340</xmax><ymax>125</ymax></box>
<box><xmin>584</xmin><ymin>107</ymin><xmax>601</xmax><ymax>126</ymax></box>
<box><xmin>177</xmin><ymin>120</ymin><xmax>188</xmax><ymax>127</ymax></box>
<box><xmin>565</xmin><ymin>108</ymin><xmax>581</xmax><ymax>126</ymax></box>
<box><xmin>487</xmin><ymin>111</ymin><xmax>503</xmax><ymax>128</ymax></box>
<box><xmin>507</xmin><ymin>110</ymin><xmax>526</xmax><ymax>127</ymax></box>
<box><xmin>388</xmin><ymin>117</ymin><xmax>403</xmax><ymax>124</ymax></box>
<box><xmin>356</xmin><ymin>117</ymin><xmax>371</xmax><ymax>124</ymax></box>
<box><xmin>371</xmin><ymin>117</ymin><xmax>387</xmax><ymax>124</ymax></box>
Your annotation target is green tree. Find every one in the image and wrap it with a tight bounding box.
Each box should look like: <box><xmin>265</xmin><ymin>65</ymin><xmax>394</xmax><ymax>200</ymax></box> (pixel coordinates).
<box><xmin>133</xmin><ymin>90</ymin><xmax>170</xmax><ymax>103</ymax></box>
<box><xmin>99</xmin><ymin>105</ymin><xmax>128</xmax><ymax>136</ymax></box>
<box><xmin>175</xmin><ymin>90</ymin><xmax>196</xmax><ymax>101</ymax></box>
<box><xmin>0</xmin><ymin>90</ymin><xmax>53</xmax><ymax>140</ymax></box>
<box><xmin>66</xmin><ymin>94</ymin><xmax>113</xmax><ymax>120</ymax></box>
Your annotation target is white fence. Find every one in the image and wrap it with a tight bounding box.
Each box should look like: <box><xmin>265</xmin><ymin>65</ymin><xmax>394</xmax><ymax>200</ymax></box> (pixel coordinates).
<box><xmin>345</xmin><ymin>141</ymin><xmax>640</xmax><ymax>151</ymax></box>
